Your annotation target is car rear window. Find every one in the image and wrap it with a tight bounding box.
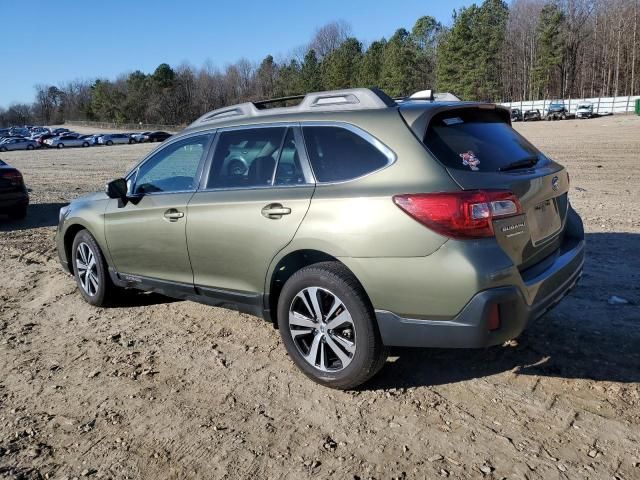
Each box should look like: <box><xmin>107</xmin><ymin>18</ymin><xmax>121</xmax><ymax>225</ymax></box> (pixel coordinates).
<box><xmin>303</xmin><ymin>126</ymin><xmax>390</xmax><ymax>182</ymax></box>
<box><xmin>423</xmin><ymin>109</ymin><xmax>545</xmax><ymax>172</ymax></box>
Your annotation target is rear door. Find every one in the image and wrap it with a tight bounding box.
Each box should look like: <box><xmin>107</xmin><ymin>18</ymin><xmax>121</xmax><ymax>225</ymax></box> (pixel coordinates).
<box><xmin>186</xmin><ymin>125</ymin><xmax>314</xmax><ymax>296</ymax></box>
<box><xmin>416</xmin><ymin>106</ymin><xmax>569</xmax><ymax>270</ymax></box>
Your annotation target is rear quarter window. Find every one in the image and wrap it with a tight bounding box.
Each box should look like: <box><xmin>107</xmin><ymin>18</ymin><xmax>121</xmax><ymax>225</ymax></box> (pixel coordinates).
<box><xmin>424</xmin><ymin>109</ymin><xmax>545</xmax><ymax>172</ymax></box>
<box><xmin>302</xmin><ymin>126</ymin><xmax>391</xmax><ymax>182</ymax></box>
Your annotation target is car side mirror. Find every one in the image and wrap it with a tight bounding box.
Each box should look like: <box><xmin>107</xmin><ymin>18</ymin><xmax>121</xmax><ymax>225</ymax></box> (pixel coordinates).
<box><xmin>106</xmin><ymin>178</ymin><xmax>128</xmax><ymax>199</ymax></box>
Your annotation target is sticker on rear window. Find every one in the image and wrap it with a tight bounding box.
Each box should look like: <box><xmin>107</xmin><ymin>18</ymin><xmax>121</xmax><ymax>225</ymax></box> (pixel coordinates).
<box><xmin>460</xmin><ymin>151</ymin><xmax>480</xmax><ymax>171</ymax></box>
<box><xmin>443</xmin><ymin>117</ymin><xmax>464</xmax><ymax>126</ymax></box>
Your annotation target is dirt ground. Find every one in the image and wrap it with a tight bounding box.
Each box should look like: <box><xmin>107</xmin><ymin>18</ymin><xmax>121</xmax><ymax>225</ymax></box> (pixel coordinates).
<box><xmin>1</xmin><ymin>116</ymin><xmax>639</xmax><ymax>480</ymax></box>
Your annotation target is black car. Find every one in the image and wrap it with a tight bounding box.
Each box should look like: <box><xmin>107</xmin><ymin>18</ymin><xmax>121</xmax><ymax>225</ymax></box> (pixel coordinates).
<box><xmin>0</xmin><ymin>159</ymin><xmax>29</xmax><ymax>220</ymax></box>
<box><xmin>146</xmin><ymin>131</ymin><xmax>172</xmax><ymax>142</ymax></box>
<box><xmin>510</xmin><ymin>108</ymin><xmax>523</xmax><ymax>121</ymax></box>
<box><xmin>523</xmin><ymin>109</ymin><xmax>542</xmax><ymax>121</ymax></box>
<box><xmin>546</xmin><ymin>103</ymin><xmax>569</xmax><ymax>120</ymax></box>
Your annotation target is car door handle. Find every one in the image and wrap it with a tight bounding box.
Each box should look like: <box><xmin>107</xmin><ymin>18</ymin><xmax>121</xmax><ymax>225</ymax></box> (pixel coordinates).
<box><xmin>163</xmin><ymin>208</ymin><xmax>184</xmax><ymax>222</ymax></box>
<box><xmin>261</xmin><ymin>203</ymin><xmax>291</xmax><ymax>219</ymax></box>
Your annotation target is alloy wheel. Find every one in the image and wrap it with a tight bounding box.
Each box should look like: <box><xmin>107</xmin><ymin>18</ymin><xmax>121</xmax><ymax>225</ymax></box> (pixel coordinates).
<box><xmin>288</xmin><ymin>287</ymin><xmax>356</xmax><ymax>372</ymax></box>
<box><xmin>76</xmin><ymin>242</ymin><xmax>99</xmax><ymax>296</ymax></box>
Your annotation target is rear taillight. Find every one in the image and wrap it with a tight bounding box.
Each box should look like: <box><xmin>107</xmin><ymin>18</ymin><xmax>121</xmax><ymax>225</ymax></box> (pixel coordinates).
<box><xmin>1</xmin><ymin>170</ymin><xmax>23</xmax><ymax>186</ymax></box>
<box><xmin>393</xmin><ymin>190</ymin><xmax>522</xmax><ymax>239</ymax></box>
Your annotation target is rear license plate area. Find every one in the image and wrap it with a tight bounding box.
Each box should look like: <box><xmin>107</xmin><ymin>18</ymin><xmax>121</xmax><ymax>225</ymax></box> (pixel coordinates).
<box><xmin>528</xmin><ymin>199</ymin><xmax>562</xmax><ymax>245</ymax></box>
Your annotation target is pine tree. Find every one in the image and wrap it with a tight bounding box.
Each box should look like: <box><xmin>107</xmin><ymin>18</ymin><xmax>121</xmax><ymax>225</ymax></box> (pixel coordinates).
<box><xmin>531</xmin><ymin>3</ymin><xmax>565</xmax><ymax>99</ymax></box>
<box><xmin>301</xmin><ymin>49</ymin><xmax>323</xmax><ymax>92</ymax></box>
<box><xmin>358</xmin><ymin>40</ymin><xmax>387</xmax><ymax>88</ymax></box>
<box><xmin>380</xmin><ymin>29</ymin><xmax>420</xmax><ymax>97</ymax></box>
<box><xmin>436</xmin><ymin>0</ymin><xmax>508</xmax><ymax>101</ymax></box>
<box><xmin>411</xmin><ymin>16</ymin><xmax>442</xmax><ymax>90</ymax></box>
<box><xmin>321</xmin><ymin>38</ymin><xmax>363</xmax><ymax>89</ymax></box>
<box><xmin>255</xmin><ymin>55</ymin><xmax>278</xmax><ymax>98</ymax></box>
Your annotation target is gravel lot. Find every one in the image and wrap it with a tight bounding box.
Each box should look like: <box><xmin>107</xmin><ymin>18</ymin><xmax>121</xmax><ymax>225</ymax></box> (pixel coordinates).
<box><xmin>1</xmin><ymin>117</ymin><xmax>639</xmax><ymax>479</ymax></box>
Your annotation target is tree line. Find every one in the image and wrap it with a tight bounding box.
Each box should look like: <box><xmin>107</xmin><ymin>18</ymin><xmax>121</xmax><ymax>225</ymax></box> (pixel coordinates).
<box><xmin>1</xmin><ymin>0</ymin><xmax>638</xmax><ymax>128</ymax></box>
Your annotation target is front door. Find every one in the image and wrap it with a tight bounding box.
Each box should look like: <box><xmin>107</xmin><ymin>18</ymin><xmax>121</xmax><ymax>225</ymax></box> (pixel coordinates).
<box><xmin>187</xmin><ymin>126</ymin><xmax>315</xmax><ymax>295</ymax></box>
<box><xmin>104</xmin><ymin>132</ymin><xmax>214</xmax><ymax>285</ymax></box>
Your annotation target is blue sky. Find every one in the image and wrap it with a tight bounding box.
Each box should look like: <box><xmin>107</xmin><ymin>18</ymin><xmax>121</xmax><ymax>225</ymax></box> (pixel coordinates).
<box><xmin>0</xmin><ymin>0</ymin><xmax>475</xmax><ymax>108</ymax></box>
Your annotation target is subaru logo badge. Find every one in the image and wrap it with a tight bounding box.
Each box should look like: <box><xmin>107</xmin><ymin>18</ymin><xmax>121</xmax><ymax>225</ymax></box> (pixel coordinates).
<box><xmin>551</xmin><ymin>176</ymin><xmax>559</xmax><ymax>191</ymax></box>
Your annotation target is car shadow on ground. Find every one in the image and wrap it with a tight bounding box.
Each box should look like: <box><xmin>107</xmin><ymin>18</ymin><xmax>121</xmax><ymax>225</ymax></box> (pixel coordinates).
<box><xmin>364</xmin><ymin>232</ymin><xmax>640</xmax><ymax>390</ymax></box>
<box><xmin>112</xmin><ymin>290</ymin><xmax>180</xmax><ymax>308</ymax></box>
<box><xmin>0</xmin><ymin>202</ymin><xmax>68</xmax><ymax>231</ymax></box>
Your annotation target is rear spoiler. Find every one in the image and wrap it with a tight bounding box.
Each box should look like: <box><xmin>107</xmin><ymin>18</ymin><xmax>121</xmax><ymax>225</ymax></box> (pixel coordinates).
<box><xmin>398</xmin><ymin>102</ymin><xmax>511</xmax><ymax>140</ymax></box>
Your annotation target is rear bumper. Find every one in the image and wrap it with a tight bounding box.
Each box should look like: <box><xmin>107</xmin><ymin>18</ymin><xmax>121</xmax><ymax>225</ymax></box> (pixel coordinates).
<box><xmin>376</xmin><ymin>236</ymin><xmax>584</xmax><ymax>348</ymax></box>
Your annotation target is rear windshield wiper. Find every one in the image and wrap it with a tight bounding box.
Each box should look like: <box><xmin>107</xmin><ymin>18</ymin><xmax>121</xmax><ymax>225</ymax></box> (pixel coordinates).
<box><xmin>499</xmin><ymin>156</ymin><xmax>539</xmax><ymax>172</ymax></box>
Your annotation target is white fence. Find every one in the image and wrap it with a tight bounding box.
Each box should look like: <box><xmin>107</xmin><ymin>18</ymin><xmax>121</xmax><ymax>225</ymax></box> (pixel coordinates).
<box><xmin>499</xmin><ymin>95</ymin><xmax>640</xmax><ymax>115</ymax></box>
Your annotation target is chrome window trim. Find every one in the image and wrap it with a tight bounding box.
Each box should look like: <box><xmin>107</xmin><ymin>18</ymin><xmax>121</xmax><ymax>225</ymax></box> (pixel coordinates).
<box><xmin>198</xmin><ymin>123</ymin><xmax>316</xmax><ymax>193</ymax></box>
<box><xmin>125</xmin><ymin>129</ymin><xmax>216</xmax><ymax>196</ymax></box>
<box><xmin>300</xmin><ymin>121</ymin><xmax>397</xmax><ymax>185</ymax></box>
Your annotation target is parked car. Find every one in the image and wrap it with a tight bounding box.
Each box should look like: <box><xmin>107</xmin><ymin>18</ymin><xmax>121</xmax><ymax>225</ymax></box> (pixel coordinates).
<box><xmin>9</xmin><ymin>127</ymin><xmax>30</xmax><ymax>137</ymax></box>
<box><xmin>0</xmin><ymin>138</ymin><xmax>39</xmax><ymax>151</ymax></box>
<box><xmin>98</xmin><ymin>134</ymin><xmax>131</xmax><ymax>146</ymax></box>
<box><xmin>86</xmin><ymin>134</ymin><xmax>105</xmax><ymax>146</ymax></box>
<box><xmin>510</xmin><ymin>108</ymin><xmax>523</xmax><ymax>121</ymax></box>
<box><xmin>546</xmin><ymin>103</ymin><xmax>569</xmax><ymax>120</ymax></box>
<box><xmin>51</xmin><ymin>128</ymin><xmax>70</xmax><ymax>135</ymax></box>
<box><xmin>55</xmin><ymin>88</ymin><xmax>585</xmax><ymax>389</ymax></box>
<box><xmin>0</xmin><ymin>159</ymin><xmax>28</xmax><ymax>219</ymax></box>
<box><xmin>523</xmin><ymin>109</ymin><xmax>542</xmax><ymax>121</ymax></box>
<box><xmin>46</xmin><ymin>135</ymin><xmax>91</xmax><ymax>148</ymax></box>
<box><xmin>29</xmin><ymin>127</ymin><xmax>50</xmax><ymax>135</ymax></box>
<box><xmin>0</xmin><ymin>135</ymin><xmax>24</xmax><ymax>144</ymax></box>
<box><xmin>130</xmin><ymin>131</ymin><xmax>151</xmax><ymax>143</ymax></box>
<box><xmin>35</xmin><ymin>133</ymin><xmax>56</xmax><ymax>147</ymax></box>
<box><xmin>576</xmin><ymin>103</ymin><xmax>594</xmax><ymax>119</ymax></box>
<box><xmin>146</xmin><ymin>131</ymin><xmax>172</xmax><ymax>142</ymax></box>
<box><xmin>78</xmin><ymin>134</ymin><xmax>96</xmax><ymax>143</ymax></box>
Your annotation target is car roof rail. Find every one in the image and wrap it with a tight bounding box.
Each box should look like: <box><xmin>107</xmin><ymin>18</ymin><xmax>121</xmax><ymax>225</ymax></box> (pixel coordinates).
<box><xmin>189</xmin><ymin>88</ymin><xmax>397</xmax><ymax>127</ymax></box>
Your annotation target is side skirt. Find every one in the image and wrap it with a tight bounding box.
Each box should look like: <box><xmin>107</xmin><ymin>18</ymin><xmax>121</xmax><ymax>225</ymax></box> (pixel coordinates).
<box><xmin>108</xmin><ymin>268</ymin><xmax>271</xmax><ymax>321</ymax></box>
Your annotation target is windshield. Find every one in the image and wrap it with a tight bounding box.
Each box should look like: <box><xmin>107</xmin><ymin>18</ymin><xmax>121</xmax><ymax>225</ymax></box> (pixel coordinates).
<box><xmin>424</xmin><ymin>109</ymin><xmax>546</xmax><ymax>172</ymax></box>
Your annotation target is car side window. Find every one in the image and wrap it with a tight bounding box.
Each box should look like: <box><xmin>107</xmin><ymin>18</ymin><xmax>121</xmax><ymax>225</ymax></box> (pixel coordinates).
<box><xmin>133</xmin><ymin>134</ymin><xmax>211</xmax><ymax>195</ymax></box>
<box><xmin>302</xmin><ymin>126</ymin><xmax>390</xmax><ymax>182</ymax></box>
<box><xmin>206</xmin><ymin>127</ymin><xmax>286</xmax><ymax>189</ymax></box>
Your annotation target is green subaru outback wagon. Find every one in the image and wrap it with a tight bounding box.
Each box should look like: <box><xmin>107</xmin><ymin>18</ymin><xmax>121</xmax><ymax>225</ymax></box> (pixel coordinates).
<box><xmin>56</xmin><ymin>88</ymin><xmax>584</xmax><ymax>389</ymax></box>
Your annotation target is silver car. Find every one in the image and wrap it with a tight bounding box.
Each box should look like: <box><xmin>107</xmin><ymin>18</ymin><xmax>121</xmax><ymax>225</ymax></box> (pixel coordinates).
<box><xmin>98</xmin><ymin>134</ymin><xmax>132</xmax><ymax>146</ymax></box>
<box><xmin>576</xmin><ymin>103</ymin><xmax>594</xmax><ymax>119</ymax></box>
<box><xmin>130</xmin><ymin>131</ymin><xmax>151</xmax><ymax>143</ymax></box>
<box><xmin>46</xmin><ymin>135</ymin><xmax>91</xmax><ymax>149</ymax></box>
<box><xmin>0</xmin><ymin>138</ymin><xmax>38</xmax><ymax>151</ymax></box>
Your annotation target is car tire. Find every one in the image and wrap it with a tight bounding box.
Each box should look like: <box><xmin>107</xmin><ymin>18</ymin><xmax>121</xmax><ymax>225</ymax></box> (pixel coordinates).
<box><xmin>0</xmin><ymin>147</ymin><xmax>6</xmax><ymax>152</ymax></box>
<box><xmin>106</xmin><ymin>140</ymin><xmax>113</xmax><ymax>146</ymax></box>
<box><xmin>8</xmin><ymin>206</ymin><xmax>27</xmax><ymax>220</ymax></box>
<box><xmin>57</xmin><ymin>143</ymin><xmax>64</xmax><ymax>149</ymax></box>
<box><xmin>71</xmin><ymin>230</ymin><xmax>116</xmax><ymax>307</ymax></box>
<box><xmin>277</xmin><ymin>261</ymin><xmax>387</xmax><ymax>390</ymax></box>
<box><xmin>82</xmin><ymin>142</ymin><xmax>89</xmax><ymax>147</ymax></box>
<box><xmin>27</xmin><ymin>145</ymin><xmax>34</xmax><ymax>150</ymax></box>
